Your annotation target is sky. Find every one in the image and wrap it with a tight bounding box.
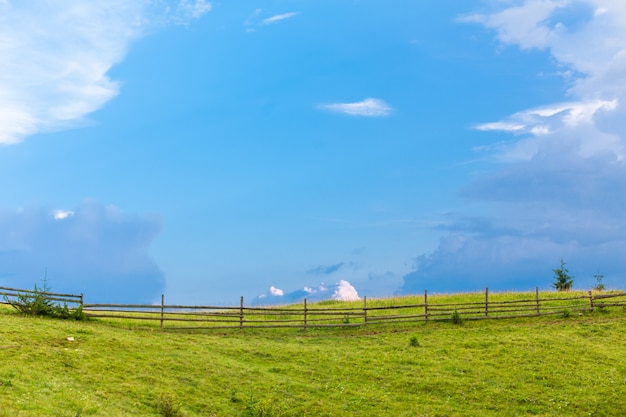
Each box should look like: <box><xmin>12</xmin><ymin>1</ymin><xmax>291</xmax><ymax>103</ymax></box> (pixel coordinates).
<box><xmin>1</xmin><ymin>0</ymin><xmax>625</xmax><ymax>305</ymax></box>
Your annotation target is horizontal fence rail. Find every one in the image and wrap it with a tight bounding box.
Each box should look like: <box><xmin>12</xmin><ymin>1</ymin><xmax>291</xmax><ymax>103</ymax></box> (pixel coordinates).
<box><xmin>0</xmin><ymin>286</ymin><xmax>83</xmax><ymax>306</ymax></box>
<box><xmin>2</xmin><ymin>286</ymin><xmax>626</xmax><ymax>331</ymax></box>
<box><xmin>81</xmin><ymin>288</ymin><xmax>626</xmax><ymax>331</ymax></box>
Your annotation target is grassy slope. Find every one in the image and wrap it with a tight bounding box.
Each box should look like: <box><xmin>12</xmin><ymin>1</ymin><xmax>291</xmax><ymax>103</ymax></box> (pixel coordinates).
<box><xmin>1</xmin><ymin>299</ymin><xmax>626</xmax><ymax>417</ymax></box>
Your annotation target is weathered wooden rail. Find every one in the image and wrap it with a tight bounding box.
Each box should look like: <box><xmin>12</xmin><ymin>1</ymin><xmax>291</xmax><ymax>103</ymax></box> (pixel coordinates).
<box><xmin>0</xmin><ymin>286</ymin><xmax>83</xmax><ymax>306</ymax></box>
<box><xmin>2</xmin><ymin>286</ymin><xmax>625</xmax><ymax>331</ymax></box>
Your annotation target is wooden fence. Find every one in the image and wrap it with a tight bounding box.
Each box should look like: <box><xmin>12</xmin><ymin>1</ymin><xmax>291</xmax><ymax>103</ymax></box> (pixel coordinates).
<box><xmin>2</xmin><ymin>286</ymin><xmax>625</xmax><ymax>331</ymax></box>
<box><xmin>0</xmin><ymin>286</ymin><xmax>83</xmax><ymax>306</ymax></box>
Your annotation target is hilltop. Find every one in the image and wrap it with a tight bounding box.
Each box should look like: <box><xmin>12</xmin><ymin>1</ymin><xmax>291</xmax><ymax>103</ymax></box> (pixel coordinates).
<box><xmin>1</xmin><ymin>295</ymin><xmax>625</xmax><ymax>416</ymax></box>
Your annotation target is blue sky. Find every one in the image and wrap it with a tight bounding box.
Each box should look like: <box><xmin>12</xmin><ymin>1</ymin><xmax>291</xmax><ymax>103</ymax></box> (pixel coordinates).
<box><xmin>1</xmin><ymin>0</ymin><xmax>625</xmax><ymax>304</ymax></box>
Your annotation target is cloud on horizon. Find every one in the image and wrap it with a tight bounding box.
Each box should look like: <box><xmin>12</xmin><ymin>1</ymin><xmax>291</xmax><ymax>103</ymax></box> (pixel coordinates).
<box><xmin>320</xmin><ymin>98</ymin><xmax>393</xmax><ymax>117</ymax></box>
<box><xmin>0</xmin><ymin>201</ymin><xmax>165</xmax><ymax>303</ymax></box>
<box><xmin>403</xmin><ymin>0</ymin><xmax>626</xmax><ymax>294</ymax></box>
<box><xmin>254</xmin><ymin>280</ymin><xmax>360</xmax><ymax>306</ymax></box>
<box><xmin>0</xmin><ymin>0</ymin><xmax>211</xmax><ymax>145</ymax></box>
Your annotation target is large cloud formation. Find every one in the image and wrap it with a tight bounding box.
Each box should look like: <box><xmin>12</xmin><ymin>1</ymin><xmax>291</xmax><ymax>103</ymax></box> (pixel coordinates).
<box><xmin>0</xmin><ymin>0</ymin><xmax>211</xmax><ymax>145</ymax></box>
<box><xmin>0</xmin><ymin>201</ymin><xmax>164</xmax><ymax>303</ymax></box>
<box><xmin>403</xmin><ymin>0</ymin><xmax>626</xmax><ymax>293</ymax></box>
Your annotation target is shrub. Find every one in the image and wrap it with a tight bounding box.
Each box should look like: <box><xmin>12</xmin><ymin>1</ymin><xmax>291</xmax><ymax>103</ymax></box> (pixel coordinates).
<box><xmin>409</xmin><ymin>336</ymin><xmax>420</xmax><ymax>347</ymax></box>
<box><xmin>593</xmin><ymin>273</ymin><xmax>605</xmax><ymax>292</ymax></box>
<box><xmin>450</xmin><ymin>309</ymin><xmax>463</xmax><ymax>325</ymax></box>
<box><xmin>552</xmin><ymin>259</ymin><xmax>574</xmax><ymax>292</ymax></box>
<box><xmin>4</xmin><ymin>281</ymin><xmax>84</xmax><ymax>320</ymax></box>
<box><xmin>156</xmin><ymin>394</ymin><xmax>183</xmax><ymax>417</ymax></box>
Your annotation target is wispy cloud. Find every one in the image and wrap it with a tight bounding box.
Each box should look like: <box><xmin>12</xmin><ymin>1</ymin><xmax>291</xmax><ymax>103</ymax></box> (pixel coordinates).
<box><xmin>321</xmin><ymin>98</ymin><xmax>393</xmax><ymax>117</ymax></box>
<box><xmin>0</xmin><ymin>1</ymin><xmax>211</xmax><ymax>145</ymax></box>
<box><xmin>173</xmin><ymin>0</ymin><xmax>212</xmax><ymax>23</ymax></box>
<box><xmin>262</xmin><ymin>12</ymin><xmax>299</xmax><ymax>25</ymax></box>
<box><xmin>244</xmin><ymin>9</ymin><xmax>299</xmax><ymax>31</ymax></box>
<box><xmin>307</xmin><ymin>262</ymin><xmax>345</xmax><ymax>275</ymax></box>
<box><xmin>474</xmin><ymin>99</ymin><xmax>618</xmax><ymax>137</ymax></box>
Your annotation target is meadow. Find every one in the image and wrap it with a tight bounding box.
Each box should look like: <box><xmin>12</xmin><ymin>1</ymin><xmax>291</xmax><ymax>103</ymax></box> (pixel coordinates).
<box><xmin>1</xmin><ymin>293</ymin><xmax>625</xmax><ymax>416</ymax></box>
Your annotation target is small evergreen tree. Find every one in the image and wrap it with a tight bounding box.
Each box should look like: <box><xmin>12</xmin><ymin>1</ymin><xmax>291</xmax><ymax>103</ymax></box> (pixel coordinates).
<box><xmin>552</xmin><ymin>259</ymin><xmax>574</xmax><ymax>291</ymax></box>
<box><xmin>593</xmin><ymin>273</ymin><xmax>605</xmax><ymax>291</ymax></box>
<box><xmin>5</xmin><ymin>278</ymin><xmax>84</xmax><ymax>320</ymax></box>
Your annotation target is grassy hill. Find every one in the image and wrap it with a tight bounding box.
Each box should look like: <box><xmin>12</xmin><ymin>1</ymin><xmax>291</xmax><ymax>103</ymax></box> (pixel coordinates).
<box><xmin>1</xmin><ymin>295</ymin><xmax>625</xmax><ymax>416</ymax></box>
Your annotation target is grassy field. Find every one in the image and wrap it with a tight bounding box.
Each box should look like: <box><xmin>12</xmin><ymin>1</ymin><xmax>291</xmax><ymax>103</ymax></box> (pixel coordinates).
<box><xmin>1</xmin><ymin>294</ymin><xmax>626</xmax><ymax>416</ymax></box>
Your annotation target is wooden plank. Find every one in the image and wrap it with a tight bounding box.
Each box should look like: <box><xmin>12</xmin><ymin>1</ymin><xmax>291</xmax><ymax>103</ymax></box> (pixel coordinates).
<box><xmin>364</xmin><ymin>304</ymin><xmax>425</xmax><ymax>311</ymax></box>
<box><xmin>594</xmin><ymin>302</ymin><xmax>626</xmax><ymax>308</ymax></box>
<box><xmin>303</xmin><ymin>298</ymin><xmax>307</xmax><ymax>331</ymax></box>
<box><xmin>593</xmin><ymin>292</ymin><xmax>626</xmax><ymax>300</ymax></box>
<box><xmin>160</xmin><ymin>304</ymin><xmax>241</xmax><ymax>310</ymax></box>
<box><xmin>84</xmin><ymin>313</ymin><xmax>240</xmax><ymax>323</ymax></box>
<box><xmin>2</xmin><ymin>294</ymin><xmax>81</xmax><ymax>304</ymax></box>
<box><xmin>83</xmin><ymin>308</ymin><xmax>162</xmax><ymax>314</ymax></box>
<box><xmin>161</xmin><ymin>317</ymin><xmax>240</xmax><ymax>323</ymax></box>
<box><xmin>485</xmin><ymin>287</ymin><xmax>489</xmax><ymax>317</ymax></box>
<box><xmin>363</xmin><ymin>296</ymin><xmax>367</xmax><ymax>327</ymax></box>
<box><xmin>0</xmin><ymin>286</ymin><xmax>82</xmax><ymax>299</ymax></box>
<box><xmin>537</xmin><ymin>303</ymin><xmax>590</xmax><ymax>312</ymax></box>
<box><xmin>366</xmin><ymin>313</ymin><xmax>426</xmax><ymax>321</ymax></box>
<box><xmin>539</xmin><ymin>295</ymin><xmax>590</xmax><ymax>302</ymax></box>
<box><xmin>84</xmin><ymin>303</ymin><xmax>163</xmax><ymax>309</ymax></box>
<box><xmin>239</xmin><ymin>296</ymin><xmax>244</xmax><ymax>330</ymax></box>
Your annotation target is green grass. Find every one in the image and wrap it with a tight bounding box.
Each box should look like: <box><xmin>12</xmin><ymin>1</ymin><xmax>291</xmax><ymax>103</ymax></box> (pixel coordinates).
<box><xmin>1</xmin><ymin>294</ymin><xmax>626</xmax><ymax>416</ymax></box>
<box><xmin>78</xmin><ymin>290</ymin><xmax>609</xmax><ymax>331</ymax></box>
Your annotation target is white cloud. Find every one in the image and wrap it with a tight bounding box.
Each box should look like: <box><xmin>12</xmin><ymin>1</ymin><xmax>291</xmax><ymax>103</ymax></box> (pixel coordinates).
<box><xmin>245</xmin><ymin>10</ymin><xmax>299</xmax><ymax>31</ymax></box>
<box><xmin>475</xmin><ymin>122</ymin><xmax>527</xmax><ymax>133</ymax></box>
<box><xmin>475</xmin><ymin>99</ymin><xmax>618</xmax><ymax>135</ymax></box>
<box><xmin>0</xmin><ymin>1</ymin><xmax>211</xmax><ymax>145</ymax></box>
<box><xmin>466</xmin><ymin>1</ymin><xmax>626</xmax><ymax>162</ymax></box>
<box><xmin>261</xmin><ymin>12</ymin><xmax>299</xmax><ymax>25</ymax></box>
<box><xmin>403</xmin><ymin>1</ymin><xmax>626</xmax><ymax>294</ymax></box>
<box><xmin>52</xmin><ymin>210</ymin><xmax>74</xmax><ymax>220</ymax></box>
<box><xmin>269</xmin><ymin>285</ymin><xmax>284</xmax><ymax>296</ymax></box>
<box><xmin>458</xmin><ymin>0</ymin><xmax>562</xmax><ymax>50</ymax></box>
<box><xmin>331</xmin><ymin>280</ymin><xmax>360</xmax><ymax>301</ymax></box>
<box><xmin>253</xmin><ymin>281</ymin><xmax>360</xmax><ymax>305</ymax></box>
<box><xmin>321</xmin><ymin>98</ymin><xmax>393</xmax><ymax>117</ymax></box>
<box><xmin>175</xmin><ymin>0</ymin><xmax>211</xmax><ymax>21</ymax></box>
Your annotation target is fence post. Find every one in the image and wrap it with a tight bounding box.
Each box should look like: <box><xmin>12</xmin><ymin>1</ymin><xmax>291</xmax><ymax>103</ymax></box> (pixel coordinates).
<box><xmin>240</xmin><ymin>296</ymin><xmax>244</xmax><ymax>330</ymax></box>
<box><xmin>588</xmin><ymin>290</ymin><xmax>594</xmax><ymax>312</ymax></box>
<box><xmin>80</xmin><ymin>293</ymin><xmax>84</xmax><ymax>308</ymax></box>
<box><xmin>160</xmin><ymin>294</ymin><xmax>164</xmax><ymax>330</ymax></box>
<box><xmin>535</xmin><ymin>287</ymin><xmax>540</xmax><ymax>315</ymax></box>
<box><xmin>303</xmin><ymin>298</ymin><xmax>307</xmax><ymax>331</ymax></box>
<box><xmin>363</xmin><ymin>296</ymin><xmax>367</xmax><ymax>327</ymax></box>
<box><xmin>485</xmin><ymin>287</ymin><xmax>489</xmax><ymax>317</ymax></box>
<box><xmin>424</xmin><ymin>290</ymin><xmax>429</xmax><ymax>322</ymax></box>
